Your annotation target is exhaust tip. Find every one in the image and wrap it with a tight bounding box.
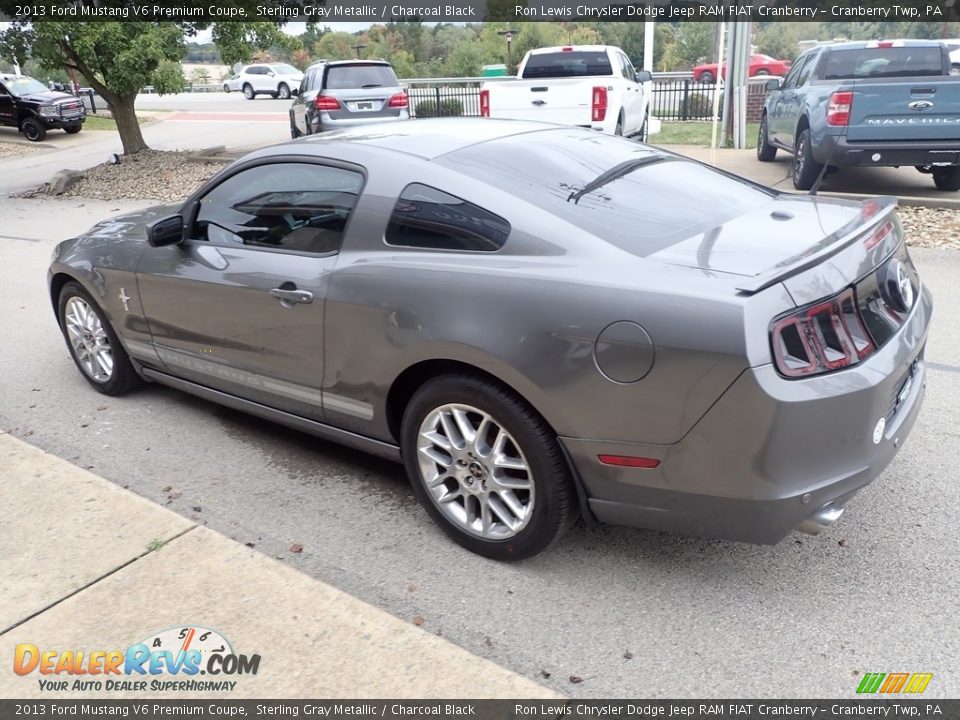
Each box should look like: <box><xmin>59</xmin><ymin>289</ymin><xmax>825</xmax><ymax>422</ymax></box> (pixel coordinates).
<box><xmin>798</xmin><ymin>502</ymin><xmax>845</xmax><ymax>536</ymax></box>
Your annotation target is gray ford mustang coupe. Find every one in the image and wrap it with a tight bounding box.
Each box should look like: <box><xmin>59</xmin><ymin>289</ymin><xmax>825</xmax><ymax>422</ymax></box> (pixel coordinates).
<box><xmin>48</xmin><ymin>119</ymin><xmax>931</xmax><ymax>560</ymax></box>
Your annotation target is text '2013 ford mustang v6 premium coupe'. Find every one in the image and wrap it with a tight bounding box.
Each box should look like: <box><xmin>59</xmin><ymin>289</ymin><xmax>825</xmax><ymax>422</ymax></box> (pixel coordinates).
<box><xmin>48</xmin><ymin>119</ymin><xmax>931</xmax><ymax>560</ymax></box>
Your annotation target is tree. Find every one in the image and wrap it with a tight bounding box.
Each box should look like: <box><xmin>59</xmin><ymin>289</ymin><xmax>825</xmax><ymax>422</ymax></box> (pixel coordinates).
<box><xmin>754</xmin><ymin>23</ymin><xmax>806</xmax><ymax>62</ymax></box>
<box><xmin>0</xmin><ymin>18</ymin><xmax>294</xmax><ymax>155</ymax></box>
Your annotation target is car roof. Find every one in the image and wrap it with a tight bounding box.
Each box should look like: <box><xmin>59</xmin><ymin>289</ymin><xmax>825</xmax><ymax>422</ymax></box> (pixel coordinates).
<box><xmin>817</xmin><ymin>40</ymin><xmax>946</xmax><ymax>51</ymax></box>
<box><xmin>271</xmin><ymin>118</ymin><xmax>581</xmax><ymax>161</ymax></box>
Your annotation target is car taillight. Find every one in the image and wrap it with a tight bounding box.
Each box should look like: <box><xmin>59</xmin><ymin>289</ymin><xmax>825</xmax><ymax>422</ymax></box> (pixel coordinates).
<box><xmin>315</xmin><ymin>95</ymin><xmax>340</xmax><ymax>111</ymax></box>
<box><xmin>479</xmin><ymin>89</ymin><xmax>490</xmax><ymax>117</ymax></box>
<box><xmin>771</xmin><ymin>288</ymin><xmax>875</xmax><ymax>378</ymax></box>
<box><xmin>827</xmin><ymin>91</ymin><xmax>853</xmax><ymax>126</ymax></box>
<box><xmin>388</xmin><ymin>92</ymin><xmax>408</xmax><ymax>108</ymax></box>
<box><xmin>592</xmin><ymin>86</ymin><xmax>607</xmax><ymax>122</ymax></box>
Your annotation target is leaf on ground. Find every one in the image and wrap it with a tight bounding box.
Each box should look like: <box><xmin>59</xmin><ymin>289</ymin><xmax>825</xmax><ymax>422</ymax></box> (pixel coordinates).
<box><xmin>412</xmin><ymin>615</ymin><xmax>425</xmax><ymax>626</ymax></box>
<box><xmin>569</xmin><ymin>676</ymin><xmax>584</xmax><ymax>684</ymax></box>
<box><xmin>289</xmin><ymin>543</ymin><xmax>303</xmax><ymax>553</ymax></box>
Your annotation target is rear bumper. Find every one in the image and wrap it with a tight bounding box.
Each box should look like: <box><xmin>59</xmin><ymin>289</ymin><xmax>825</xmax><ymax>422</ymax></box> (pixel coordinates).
<box><xmin>563</xmin><ymin>285</ymin><xmax>932</xmax><ymax>544</ymax></box>
<box><xmin>314</xmin><ymin>111</ymin><xmax>410</xmax><ymax>131</ymax></box>
<box><xmin>814</xmin><ymin>135</ymin><xmax>960</xmax><ymax>167</ymax></box>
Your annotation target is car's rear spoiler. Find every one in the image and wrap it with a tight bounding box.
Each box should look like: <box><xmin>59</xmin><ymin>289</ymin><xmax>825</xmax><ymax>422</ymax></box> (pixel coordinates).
<box><xmin>735</xmin><ymin>195</ymin><xmax>899</xmax><ymax>295</ymax></box>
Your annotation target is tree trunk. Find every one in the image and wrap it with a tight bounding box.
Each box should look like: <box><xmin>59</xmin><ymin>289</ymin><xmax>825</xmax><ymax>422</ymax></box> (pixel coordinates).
<box><xmin>107</xmin><ymin>93</ymin><xmax>148</xmax><ymax>155</ymax></box>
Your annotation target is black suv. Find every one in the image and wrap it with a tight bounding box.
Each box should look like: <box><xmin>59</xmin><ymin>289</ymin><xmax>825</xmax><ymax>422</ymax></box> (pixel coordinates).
<box><xmin>0</xmin><ymin>74</ymin><xmax>86</xmax><ymax>141</ymax></box>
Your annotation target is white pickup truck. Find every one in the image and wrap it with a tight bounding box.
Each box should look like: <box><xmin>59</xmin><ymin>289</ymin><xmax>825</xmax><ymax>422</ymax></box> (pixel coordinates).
<box><xmin>480</xmin><ymin>45</ymin><xmax>652</xmax><ymax>138</ymax></box>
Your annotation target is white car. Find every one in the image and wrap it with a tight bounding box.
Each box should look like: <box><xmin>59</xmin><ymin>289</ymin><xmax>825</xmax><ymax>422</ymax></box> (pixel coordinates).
<box><xmin>945</xmin><ymin>40</ymin><xmax>960</xmax><ymax>75</ymax></box>
<box><xmin>231</xmin><ymin>63</ymin><xmax>303</xmax><ymax>100</ymax></box>
<box><xmin>480</xmin><ymin>45</ymin><xmax>652</xmax><ymax>139</ymax></box>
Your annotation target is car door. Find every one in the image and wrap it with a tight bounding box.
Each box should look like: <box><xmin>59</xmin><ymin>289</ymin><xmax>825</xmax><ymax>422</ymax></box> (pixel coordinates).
<box><xmin>769</xmin><ymin>54</ymin><xmax>811</xmax><ymax>147</ymax></box>
<box><xmin>0</xmin><ymin>81</ymin><xmax>15</xmax><ymax>127</ymax></box>
<box><xmin>136</xmin><ymin>159</ymin><xmax>366</xmax><ymax>422</ymax></box>
<box><xmin>618</xmin><ymin>53</ymin><xmax>643</xmax><ymax>133</ymax></box>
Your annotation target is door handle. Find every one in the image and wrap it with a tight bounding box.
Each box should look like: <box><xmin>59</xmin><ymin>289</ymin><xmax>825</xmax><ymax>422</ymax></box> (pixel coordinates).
<box><xmin>269</xmin><ymin>287</ymin><xmax>314</xmax><ymax>306</ymax></box>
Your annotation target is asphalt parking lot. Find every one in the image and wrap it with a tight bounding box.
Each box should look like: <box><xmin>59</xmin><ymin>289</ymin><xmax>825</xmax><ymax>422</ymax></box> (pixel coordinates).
<box><xmin>1</xmin><ymin>197</ymin><xmax>959</xmax><ymax>698</ymax></box>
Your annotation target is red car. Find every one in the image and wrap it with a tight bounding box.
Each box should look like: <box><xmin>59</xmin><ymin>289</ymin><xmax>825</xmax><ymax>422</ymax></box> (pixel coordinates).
<box><xmin>692</xmin><ymin>54</ymin><xmax>791</xmax><ymax>83</ymax></box>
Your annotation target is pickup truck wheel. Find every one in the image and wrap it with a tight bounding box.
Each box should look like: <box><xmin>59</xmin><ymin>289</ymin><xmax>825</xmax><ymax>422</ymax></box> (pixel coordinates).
<box><xmin>64</xmin><ymin>125</ymin><xmax>82</xmax><ymax>134</ymax></box>
<box><xmin>792</xmin><ymin>129</ymin><xmax>822</xmax><ymax>191</ymax></box>
<box><xmin>242</xmin><ymin>84</ymin><xmax>255</xmax><ymax>100</ymax></box>
<box><xmin>756</xmin><ymin>115</ymin><xmax>777</xmax><ymax>161</ymax></box>
<box><xmin>932</xmin><ymin>167</ymin><xmax>960</xmax><ymax>191</ymax></box>
<box><xmin>614</xmin><ymin>115</ymin><xmax>623</xmax><ymax>137</ymax></box>
<box><xmin>20</xmin><ymin>117</ymin><xmax>46</xmax><ymax>142</ymax></box>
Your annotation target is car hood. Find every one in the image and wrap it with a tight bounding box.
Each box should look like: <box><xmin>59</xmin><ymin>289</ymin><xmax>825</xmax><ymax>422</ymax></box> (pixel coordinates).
<box><xmin>647</xmin><ymin>194</ymin><xmax>865</xmax><ymax>278</ymax></box>
<box><xmin>21</xmin><ymin>90</ymin><xmax>77</xmax><ymax>104</ymax></box>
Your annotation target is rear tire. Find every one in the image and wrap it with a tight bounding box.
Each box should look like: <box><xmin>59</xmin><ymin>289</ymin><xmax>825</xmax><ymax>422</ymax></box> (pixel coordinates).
<box><xmin>57</xmin><ymin>282</ymin><xmax>141</xmax><ymax>396</ymax></box>
<box><xmin>290</xmin><ymin>116</ymin><xmax>301</xmax><ymax>139</ymax></box>
<box><xmin>614</xmin><ymin>114</ymin><xmax>623</xmax><ymax>137</ymax></box>
<box><xmin>242</xmin><ymin>84</ymin><xmax>254</xmax><ymax>100</ymax></box>
<box><xmin>792</xmin><ymin>128</ymin><xmax>822</xmax><ymax>191</ymax></box>
<box><xmin>20</xmin><ymin>116</ymin><xmax>46</xmax><ymax>142</ymax></box>
<box><xmin>700</xmin><ymin>71</ymin><xmax>715</xmax><ymax>84</ymax></box>
<box><xmin>932</xmin><ymin>166</ymin><xmax>960</xmax><ymax>191</ymax></box>
<box><xmin>401</xmin><ymin>374</ymin><xmax>577</xmax><ymax>561</ymax></box>
<box><xmin>756</xmin><ymin>114</ymin><xmax>777</xmax><ymax>161</ymax></box>
<box><xmin>278</xmin><ymin>83</ymin><xmax>291</xmax><ymax>100</ymax></box>
<box><xmin>223</xmin><ymin>84</ymin><xmax>230</xmax><ymax>93</ymax></box>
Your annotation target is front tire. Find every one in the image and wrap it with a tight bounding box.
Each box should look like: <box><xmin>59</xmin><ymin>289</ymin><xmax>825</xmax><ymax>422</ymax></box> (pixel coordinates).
<box><xmin>401</xmin><ymin>374</ymin><xmax>576</xmax><ymax>561</ymax></box>
<box><xmin>756</xmin><ymin>114</ymin><xmax>777</xmax><ymax>161</ymax></box>
<box><xmin>58</xmin><ymin>282</ymin><xmax>141</xmax><ymax>396</ymax></box>
<box><xmin>792</xmin><ymin>128</ymin><xmax>822</xmax><ymax>191</ymax></box>
<box><xmin>278</xmin><ymin>83</ymin><xmax>291</xmax><ymax>100</ymax></box>
<box><xmin>242</xmin><ymin>84</ymin><xmax>255</xmax><ymax>100</ymax></box>
<box><xmin>932</xmin><ymin>166</ymin><xmax>960</xmax><ymax>191</ymax></box>
<box><xmin>64</xmin><ymin>125</ymin><xmax>82</xmax><ymax>135</ymax></box>
<box><xmin>20</xmin><ymin>116</ymin><xmax>46</xmax><ymax>142</ymax></box>
<box><xmin>700</xmin><ymin>71</ymin><xmax>715</xmax><ymax>84</ymax></box>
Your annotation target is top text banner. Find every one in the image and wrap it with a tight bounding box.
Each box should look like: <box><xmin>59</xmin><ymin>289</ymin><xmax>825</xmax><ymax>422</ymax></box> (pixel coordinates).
<box><xmin>2</xmin><ymin>0</ymin><xmax>959</xmax><ymax>23</ymax></box>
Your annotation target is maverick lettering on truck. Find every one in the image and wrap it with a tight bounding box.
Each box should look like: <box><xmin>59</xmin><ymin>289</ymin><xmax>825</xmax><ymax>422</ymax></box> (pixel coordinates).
<box><xmin>480</xmin><ymin>45</ymin><xmax>652</xmax><ymax>139</ymax></box>
<box><xmin>757</xmin><ymin>40</ymin><xmax>960</xmax><ymax>191</ymax></box>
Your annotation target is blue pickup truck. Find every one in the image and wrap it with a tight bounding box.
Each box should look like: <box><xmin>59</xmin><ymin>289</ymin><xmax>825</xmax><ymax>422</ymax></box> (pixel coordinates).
<box><xmin>758</xmin><ymin>40</ymin><xmax>960</xmax><ymax>191</ymax></box>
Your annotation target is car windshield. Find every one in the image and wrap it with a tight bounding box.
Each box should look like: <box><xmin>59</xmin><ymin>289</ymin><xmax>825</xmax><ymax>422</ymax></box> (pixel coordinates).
<box><xmin>273</xmin><ymin>64</ymin><xmax>300</xmax><ymax>75</ymax></box>
<box><xmin>1</xmin><ymin>75</ymin><xmax>49</xmax><ymax>97</ymax></box>
<box><xmin>324</xmin><ymin>64</ymin><xmax>398</xmax><ymax>89</ymax></box>
<box><xmin>521</xmin><ymin>51</ymin><xmax>613</xmax><ymax>79</ymax></box>
<box><xmin>823</xmin><ymin>47</ymin><xmax>945</xmax><ymax>79</ymax></box>
<box><xmin>440</xmin><ymin>129</ymin><xmax>775</xmax><ymax>257</ymax></box>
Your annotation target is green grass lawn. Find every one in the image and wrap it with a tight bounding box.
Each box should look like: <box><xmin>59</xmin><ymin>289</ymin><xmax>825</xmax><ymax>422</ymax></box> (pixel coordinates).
<box><xmin>654</xmin><ymin>121</ymin><xmax>760</xmax><ymax>149</ymax></box>
<box><xmin>82</xmin><ymin>115</ymin><xmax>152</xmax><ymax>131</ymax></box>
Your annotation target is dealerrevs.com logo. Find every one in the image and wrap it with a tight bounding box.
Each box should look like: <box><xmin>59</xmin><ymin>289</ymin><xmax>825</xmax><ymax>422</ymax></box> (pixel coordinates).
<box><xmin>13</xmin><ymin>625</ymin><xmax>260</xmax><ymax>692</ymax></box>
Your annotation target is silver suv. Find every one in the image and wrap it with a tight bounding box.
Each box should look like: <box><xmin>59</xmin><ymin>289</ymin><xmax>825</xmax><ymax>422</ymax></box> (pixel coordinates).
<box><xmin>289</xmin><ymin>60</ymin><xmax>410</xmax><ymax>138</ymax></box>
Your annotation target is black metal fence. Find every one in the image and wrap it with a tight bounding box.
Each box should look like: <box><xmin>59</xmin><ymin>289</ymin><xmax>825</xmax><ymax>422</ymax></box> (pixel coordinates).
<box><xmin>404</xmin><ymin>78</ymin><xmax>721</xmax><ymax>122</ymax></box>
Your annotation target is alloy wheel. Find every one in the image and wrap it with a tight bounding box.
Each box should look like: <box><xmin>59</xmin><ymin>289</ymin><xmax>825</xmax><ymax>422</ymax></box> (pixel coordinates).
<box><xmin>64</xmin><ymin>296</ymin><xmax>114</xmax><ymax>383</ymax></box>
<box><xmin>416</xmin><ymin>403</ymin><xmax>534</xmax><ymax>540</ymax></box>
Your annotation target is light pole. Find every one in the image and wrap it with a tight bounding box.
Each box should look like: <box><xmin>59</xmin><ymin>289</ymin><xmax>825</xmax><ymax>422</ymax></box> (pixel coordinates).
<box><xmin>497</xmin><ymin>29</ymin><xmax>520</xmax><ymax>74</ymax></box>
<box><xmin>351</xmin><ymin>44</ymin><xmax>366</xmax><ymax>59</ymax></box>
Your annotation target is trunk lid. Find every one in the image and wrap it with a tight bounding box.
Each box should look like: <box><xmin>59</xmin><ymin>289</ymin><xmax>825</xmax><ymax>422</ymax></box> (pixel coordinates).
<box><xmin>844</xmin><ymin>77</ymin><xmax>960</xmax><ymax>142</ymax></box>
<box><xmin>485</xmin><ymin>78</ymin><xmax>599</xmax><ymax>125</ymax></box>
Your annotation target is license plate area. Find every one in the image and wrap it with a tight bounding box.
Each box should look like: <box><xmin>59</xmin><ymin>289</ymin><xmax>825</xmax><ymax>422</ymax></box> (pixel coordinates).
<box><xmin>351</xmin><ymin>101</ymin><xmax>377</xmax><ymax>112</ymax></box>
<box><xmin>926</xmin><ymin>151</ymin><xmax>959</xmax><ymax>166</ymax></box>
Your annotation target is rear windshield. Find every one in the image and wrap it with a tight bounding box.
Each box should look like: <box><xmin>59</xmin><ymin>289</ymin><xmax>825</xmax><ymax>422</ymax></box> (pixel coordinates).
<box><xmin>438</xmin><ymin>129</ymin><xmax>774</xmax><ymax>257</ymax></box>
<box><xmin>823</xmin><ymin>47</ymin><xmax>945</xmax><ymax>79</ymax></box>
<box><xmin>324</xmin><ymin>64</ymin><xmax>398</xmax><ymax>90</ymax></box>
<box><xmin>520</xmin><ymin>51</ymin><xmax>613</xmax><ymax>79</ymax></box>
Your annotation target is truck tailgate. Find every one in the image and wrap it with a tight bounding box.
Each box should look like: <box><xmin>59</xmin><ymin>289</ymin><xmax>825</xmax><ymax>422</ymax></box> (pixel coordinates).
<box><xmin>846</xmin><ymin>78</ymin><xmax>960</xmax><ymax>142</ymax></box>
<box><xmin>487</xmin><ymin>79</ymin><xmax>596</xmax><ymax>125</ymax></box>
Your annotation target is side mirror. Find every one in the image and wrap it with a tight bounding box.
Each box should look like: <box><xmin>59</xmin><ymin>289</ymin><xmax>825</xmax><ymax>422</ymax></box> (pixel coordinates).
<box><xmin>765</xmin><ymin>78</ymin><xmax>783</xmax><ymax>91</ymax></box>
<box><xmin>267</xmin><ymin>71</ymin><xmax>276</xmax><ymax>77</ymax></box>
<box><xmin>635</xmin><ymin>70</ymin><xmax>652</xmax><ymax>83</ymax></box>
<box><xmin>146</xmin><ymin>215</ymin><xmax>185</xmax><ymax>247</ymax></box>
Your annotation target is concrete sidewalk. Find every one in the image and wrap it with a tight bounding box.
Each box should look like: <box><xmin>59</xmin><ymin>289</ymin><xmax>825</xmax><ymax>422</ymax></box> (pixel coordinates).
<box><xmin>0</xmin><ymin>432</ymin><xmax>558</xmax><ymax>699</ymax></box>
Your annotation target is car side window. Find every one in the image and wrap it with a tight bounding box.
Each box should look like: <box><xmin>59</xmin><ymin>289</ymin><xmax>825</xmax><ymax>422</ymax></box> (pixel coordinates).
<box><xmin>796</xmin><ymin>55</ymin><xmax>816</xmax><ymax>86</ymax></box>
<box><xmin>195</xmin><ymin>162</ymin><xmax>364</xmax><ymax>255</ymax></box>
<box><xmin>781</xmin><ymin>55</ymin><xmax>810</xmax><ymax>89</ymax></box>
<box><xmin>385</xmin><ymin>183</ymin><xmax>510</xmax><ymax>252</ymax></box>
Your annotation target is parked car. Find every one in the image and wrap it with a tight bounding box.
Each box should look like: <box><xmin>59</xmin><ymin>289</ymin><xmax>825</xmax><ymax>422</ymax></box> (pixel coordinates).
<box><xmin>943</xmin><ymin>39</ymin><xmax>960</xmax><ymax>74</ymax></box>
<box><xmin>222</xmin><ymin>74</ymin><xmax>242</xmax><ymax>93</ymax></box>
<box><xmin>233</xmin><ymin>63</ymin><xmax>303</xmax><ymax>100</ymax></box>
<box><xmin>758</xmin><ymin>40</ymin><xmax>960</xmax><ymax>191</ymax></box>
<box><xmin>48</xmin><ymin>119</ymin><xmax>930</xmax><ymax>559</ymax></box>
<box><xmin>289</xmin><ymin>59</ymin><xmax>409</xmax><ymax>138</ymax></box>
<box><xmin>0</xmin><ymin>74</ymin><xmax>86</xmax><ymax>141</ymax></box>
<box><xmin>480</xmin><ymin>45</ymin><xmax>652</xmax><ymax>139</ymax></box>
<box><xmin>692</xmin><ymin>54</ymin><xmax>791</xmax><ymax>84</ymax></box>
